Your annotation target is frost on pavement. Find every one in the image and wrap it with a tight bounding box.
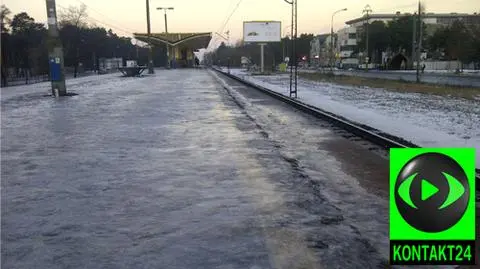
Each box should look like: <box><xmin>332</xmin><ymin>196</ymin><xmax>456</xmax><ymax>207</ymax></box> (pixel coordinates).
<box><xmin>230</xmin><ymin>69</ymin><xmax>480</xmax><ymax>168</ymax></box>
<box><xmin>2</xmin><ymin>70</ymin><xmax>383</xmax><ymax>268</ymax></box>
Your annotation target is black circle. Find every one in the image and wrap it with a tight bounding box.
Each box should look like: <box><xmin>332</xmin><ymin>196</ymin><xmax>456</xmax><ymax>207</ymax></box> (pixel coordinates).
<box><xmin>394</xmin><ymin>152</ymin><xmax>469</xmax><ymax>232</ymax></box>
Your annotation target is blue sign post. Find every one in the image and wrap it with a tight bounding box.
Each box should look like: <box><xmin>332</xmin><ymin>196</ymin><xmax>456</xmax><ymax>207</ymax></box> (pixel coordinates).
<box><xmin>49</xmin><ymin>58</ymin><xmax>61</xmax><ymax>81</ymax></box>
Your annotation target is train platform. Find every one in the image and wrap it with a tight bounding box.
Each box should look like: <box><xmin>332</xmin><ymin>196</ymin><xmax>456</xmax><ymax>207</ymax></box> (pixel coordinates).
<box><xmin>2</xmin><ymin>69</ymin><xmax>460</xmax><ymax>268</ymax></box>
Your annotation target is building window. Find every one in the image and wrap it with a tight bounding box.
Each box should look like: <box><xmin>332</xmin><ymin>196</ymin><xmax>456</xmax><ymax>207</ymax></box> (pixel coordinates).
<box><xmin>340</xmin><ymin>45</ymin><xmax>356</xmax><ymax>51</ymax></box>
<box><xmin>348</xmin><ymin>33</ymin><xmax>356</xmax><ymax>39</ymax></box>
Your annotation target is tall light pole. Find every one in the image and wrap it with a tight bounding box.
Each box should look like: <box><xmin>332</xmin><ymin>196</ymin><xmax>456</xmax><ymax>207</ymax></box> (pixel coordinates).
<box><xmin>157</xmin><ymin>7</ymin><xmax>174</xmax><ymax>69</ymax></box>
<box><xmin>284</xmin><ymin>0</ymin><xmax>297</xmax><ymax>98</ymax></box>
<box><xmin>282</xmin><ymin>25</ymin><xmax>291</xmax><ymax>61</ymax></box>
<box><xmin>146</xmin><ymin>0</ymin><xmax>154</xmax><ymax>74</ymax></box>
<box><xmin>157</xmin><ymin>7</ymin><xmax>174</xmax><ymax>33</ymax></box>
<box><xmin>330</xmin><ymin>8</ymin><xmax>347</xmax><ymax>71</ymax></box>
<box><xmin>416</xmin><ymin>1</ymin><xmax>424</xmax><ymax>83</ymax></box>
<box><xmin>225</xmin><ymin>30</ymin><xmax>230</xmax><ymax>46</ymax></box>
<box><xmin>362</xmin><ymin>4</ymin><xmax>372</xmax><ymax>72</ymax></box>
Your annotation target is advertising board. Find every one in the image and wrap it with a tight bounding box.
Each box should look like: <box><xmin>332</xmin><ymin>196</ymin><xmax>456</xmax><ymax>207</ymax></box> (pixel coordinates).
<box><xmin>243</xmin><ymin>21</ymin><xmax>281</xmax><ymax>43</ymax></box>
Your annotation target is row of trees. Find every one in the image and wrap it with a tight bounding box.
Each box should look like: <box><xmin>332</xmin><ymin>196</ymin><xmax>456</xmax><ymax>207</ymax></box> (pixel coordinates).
<box><xmin>206</xmin><ymin>15</ymin><xmax>480</xmax><ymax>69</ymax></box>
<box><xmin>427</xmin><ymin>21</ymin><xmax>480</xmax><ymax>64</ymax></box>
<box><xmin>359</xmin><ymin>16</ymin><xmax>480</xmax><ymax>66</ymax></box>
<box><xmin>1</xmin><ymin>4</ymin><xmax>168</xmax><ymax>85</ymax></box>
<box><xmin>357</xmin><ymin>16</ymin><xmax>419</xmax><ymax>64</ymax></box>
<box><xmin>204</xmin><ymin>34</ymin><xmax>315</xmax><ymax>68</ymax></box>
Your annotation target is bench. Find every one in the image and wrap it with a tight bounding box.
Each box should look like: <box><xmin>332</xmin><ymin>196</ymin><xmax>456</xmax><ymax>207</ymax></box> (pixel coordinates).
<box><xmin>118</xmin><ymin>66</ymin><xmax>147</xmax><ymax>77</ymax></box>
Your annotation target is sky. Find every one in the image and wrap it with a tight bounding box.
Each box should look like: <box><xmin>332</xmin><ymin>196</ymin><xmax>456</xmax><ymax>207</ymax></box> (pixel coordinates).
<box><xmin>3</xmin><ymin>0</ymin><xmax>479</xmax><ymax>50</ymax></box>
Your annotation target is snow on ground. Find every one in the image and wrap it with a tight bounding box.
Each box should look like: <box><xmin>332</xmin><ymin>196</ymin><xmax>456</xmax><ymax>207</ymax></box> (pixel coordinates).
<box><xmin>230</xmin><ymin>69</ymin><xmax>480</xmax><ymax>168</ymax></box>
<box><xmin>2</xmin><ymin>69</ymin><xmax>405</xmax><ymax>268</ymax></box>
<box><xmin>1</xmin><ymin>72</ymin><xmax>125</xmax><ymax>100</ymax></box>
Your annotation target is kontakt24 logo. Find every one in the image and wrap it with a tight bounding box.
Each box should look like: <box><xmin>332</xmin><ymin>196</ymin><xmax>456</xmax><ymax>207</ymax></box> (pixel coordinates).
<box><xmin>389</xmin><ymin>148</ymin><xmax>476</xmax><ymax>265</ymax></box>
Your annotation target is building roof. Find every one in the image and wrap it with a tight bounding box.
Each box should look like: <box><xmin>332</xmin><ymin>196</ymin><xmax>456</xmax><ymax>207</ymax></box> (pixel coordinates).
<box><xmin>345</xmin><ymin>12</ymin><xmax>479</xmax><ymax>25</ymax></box>
<box><xmin>133</xmin><ymin>32</ymin><xmax>212</xmax><ymax>48</ymax></box>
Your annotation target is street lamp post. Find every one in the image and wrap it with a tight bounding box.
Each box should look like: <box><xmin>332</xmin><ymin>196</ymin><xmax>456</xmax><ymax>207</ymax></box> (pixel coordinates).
<box><xmin>284</xmin><ymin>0</ymin><xmax>297</xmax><ymax>98</ymax></box>
<box><xmin>225</xmin><ymin>30</ymin><xmax>230</xmax><ymax>46</ymax></box>
<box><xmin>330</xmin><ymin>8</ymin><xmax>347</xmax><ymax>71</ymax></box>
<box><xmin>157</xmin><ymin>7</ymin><xmax>174</xmax><ymax>69</ymax></box>
<box><xmin>283</xmin><ymin>25</ymin><xmax>291</xmax><ymax>61</ymax></box>
<box><xmin>362</xmin><ymin>4</ymin><xmax>372</xmax><ymax>72</ymax></box>
<box><xmin>146</xmin><ymin>0</ymin><xmax>154</xmax><ymax>74</ymax></box>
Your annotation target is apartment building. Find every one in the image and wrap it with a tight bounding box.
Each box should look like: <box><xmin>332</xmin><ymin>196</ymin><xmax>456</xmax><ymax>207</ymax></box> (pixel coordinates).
<box><xmin>309</xmin><ymin>34</ymin><xmax>330</xmax><ymax>67</ymax></box>
<box><xmin>335</xmin><ymin>27</ymin><xmax>358</xmax><ymax>69</ymax></box>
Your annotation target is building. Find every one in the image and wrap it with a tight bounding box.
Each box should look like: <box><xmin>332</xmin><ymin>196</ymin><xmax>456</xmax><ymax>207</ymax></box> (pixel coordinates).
<box><xmin>336</xmin><ymin>27</ymin><xmax>358</xmax><ymax>69</ymax></box>
<box><xmin>345</xmin><ymin>12</ymin><xmax>480</xmax><ymax>28</ymax></box>
<box><xmin>98</xmin><ymin>58</ymin><xmax>123</xmax><ymax>73</ymax></box>
<box><xmin>309</xmin><ymin>34</ymin><xmax>329</xmax><ymax>67</ymax></box>
<box><xmin>134</xmin><ymin>32</ymin><xmax>212</xmax><ymax>68</ymax></box>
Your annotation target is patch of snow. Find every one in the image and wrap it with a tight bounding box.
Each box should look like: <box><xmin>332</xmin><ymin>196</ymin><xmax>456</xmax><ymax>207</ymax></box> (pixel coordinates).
<box><xmin>231</xmin><ymin>72</ymin><xmax>480</xmax><ymax>168</ymax></box>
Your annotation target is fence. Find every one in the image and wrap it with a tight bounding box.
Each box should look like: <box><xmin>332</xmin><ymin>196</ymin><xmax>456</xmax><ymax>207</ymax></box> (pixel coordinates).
<box><xmin>1</xmin><ymin>68</ymin><xmax>113</xmax><ymax>88</ymax></box>
<box><xmin>411</xmin><ymin>61</ymin><xmax>476</xmax><ymax>71</ymax></box>
<box><xmin>1</xmin><ymin>73</ymin><xmax>49</xmax><ymax>87</ymax></box>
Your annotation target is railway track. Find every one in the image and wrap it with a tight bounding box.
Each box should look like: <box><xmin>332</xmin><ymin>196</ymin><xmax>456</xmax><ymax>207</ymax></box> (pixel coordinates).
<box><xmin>212</xmin><ymin>67</ymin><xmax>480</xmax><ymax>184</ymax></box>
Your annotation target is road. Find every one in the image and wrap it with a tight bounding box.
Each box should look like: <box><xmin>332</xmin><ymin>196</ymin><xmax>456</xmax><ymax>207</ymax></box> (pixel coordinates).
<box><xmin>1</xmin><ymin>69</ymin><xmax>466</xmax><ymax>268</ymax></box>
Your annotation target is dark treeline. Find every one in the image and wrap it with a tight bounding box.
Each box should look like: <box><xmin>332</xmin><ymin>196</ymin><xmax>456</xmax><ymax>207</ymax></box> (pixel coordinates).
<box><xmin>358</xmin><ymin>16</ymin><xmax>480</xmax><ymax>66</ymax></box>
<box><xmin>1</xmin><ymin>4</ymin><xmax>167</xmax><ymax>85</ymax></box>
<box><xmin>204</xmin><ymin>34</ymin><xmax>315</xmax><ymax>68</ymax></box>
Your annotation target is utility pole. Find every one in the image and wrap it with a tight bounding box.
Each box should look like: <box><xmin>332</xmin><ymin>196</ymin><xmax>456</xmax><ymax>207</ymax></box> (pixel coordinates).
<box><xmin>290</xmin><ymin>0</ymin><xmax>298</xmax><ymax>98</ymax></box>
<box><xmin>284</xmin><ymin>0</ymin><xmax>296</xmax><ymax>98</ymax></box>
<box><xmin>330</xmin><ymin>25</ymin><xmax>334</xmax><ymax>71</ymax></box>
<box><xmin>282</xmin><ymin>25</ymin><xmax>291</xmax><ymax>64</ymax></box>
<box><xmin>164</xmin><ymin>10</ymin><xmax>169</xmax><ymax>69</ymax></box>
<box><xmin>260</xmin><ymin>43</ymin><xmax>266</xmax><ymax>73</ymax></box>
<box><xmin>157</xmin><ymin>7</ymin><xmax>174</xmax><ymax>69</ymax></box>
<box><xmin>331</xmin><ymin>8</ymin><xmax>348</xmax><ymax>72</ymax></box>
<box><xmin>290</xmin><ymin>1</ymin><xmax>295</xmax><ymax>97</ymax></box>
<box><xmin>45</xmin><ymin>0</ymin><xmax>67</xmax><ymax>97</ymax></box>
<box><xmin>225</xmin><ymin>30</ymin><xmax>230</xmax><ymax>46</ymax></box>
<box><xmin>92</xmin><ymin>51</ymin><xmax>96</xmax><ymax>73</ymax></box>
<box><xmin>411</xmin><ymin>12</ymin><xmax>417</xmax><ymax>70</ymax></box>
<box><xmin>146</xmin><ymin>0</ymin><xmax>154</xmax><ymax>74</ymax></box>
<box><xmin>362</xmin><ymin>5</ymin><xmax>372</xmax><ymax>72</ymax></box>
<box><xmin>416</xmin><ymin>1</ymin><xmax>423</xmax><ymax>83</ymax></box>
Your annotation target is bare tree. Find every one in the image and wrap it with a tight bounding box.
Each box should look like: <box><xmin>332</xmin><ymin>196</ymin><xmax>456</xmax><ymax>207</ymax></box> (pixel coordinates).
<box><xmin>59</xmin><ymin>3</ymin><xmax>88</xmax><ymax>28</ymax></box>
<box><xmin>58</xmin><ymin>4</ymin><xmax>88</xmax><ymax>77</ymax></box>
<box><xmin>1</xmin><ymin>4</ymin><xmax>11</xmax><ymax>33</ymax></box>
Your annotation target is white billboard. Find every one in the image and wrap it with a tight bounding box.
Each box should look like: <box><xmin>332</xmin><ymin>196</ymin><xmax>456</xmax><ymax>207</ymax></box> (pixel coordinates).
<box><xmin>243</xmin><ymin>21</ymin><xmax>281</xmax><ymax>43</ymax></box>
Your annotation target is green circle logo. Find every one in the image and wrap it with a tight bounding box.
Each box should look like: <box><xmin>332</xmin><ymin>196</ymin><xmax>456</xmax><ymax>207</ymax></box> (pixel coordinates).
<box><xmin>394</xmin><ymin>152</ymin><xmax>469</xmax><ymax>233</ymax></box>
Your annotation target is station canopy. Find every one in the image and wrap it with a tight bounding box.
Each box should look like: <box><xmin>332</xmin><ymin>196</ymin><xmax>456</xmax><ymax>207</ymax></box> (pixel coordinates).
<box><xmin>133</xmin><ymin>32</ymin><xmax>212</xmax><ymax>49</ymax></box>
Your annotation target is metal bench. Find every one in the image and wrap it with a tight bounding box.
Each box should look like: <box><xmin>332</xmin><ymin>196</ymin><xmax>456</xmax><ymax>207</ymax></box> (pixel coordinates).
<box><xmin>118</xmin><ymin>66</ymin><xmax>147</xmax><ymax>77</ymax></box>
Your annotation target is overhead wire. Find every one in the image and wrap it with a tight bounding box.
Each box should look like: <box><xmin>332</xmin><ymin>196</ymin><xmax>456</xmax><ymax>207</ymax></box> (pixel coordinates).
<box><xmin>207</xmin><ymin>0</ymin><xmax>244</xmax><ymax>50</ymax></box>
<box><xmin>208</xmin><ymin>2</ymin><xmax>235</xmax><ymax>49</ymax></box>
<box><xmin>56</xmin><ymin>2</ymin><xmax>134</xmax><ymax>36</ymax></box>
<box><xmin>72</xmin><ymin>0</ymin><xmax>139</xmax><ymax>33</ymax></box>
